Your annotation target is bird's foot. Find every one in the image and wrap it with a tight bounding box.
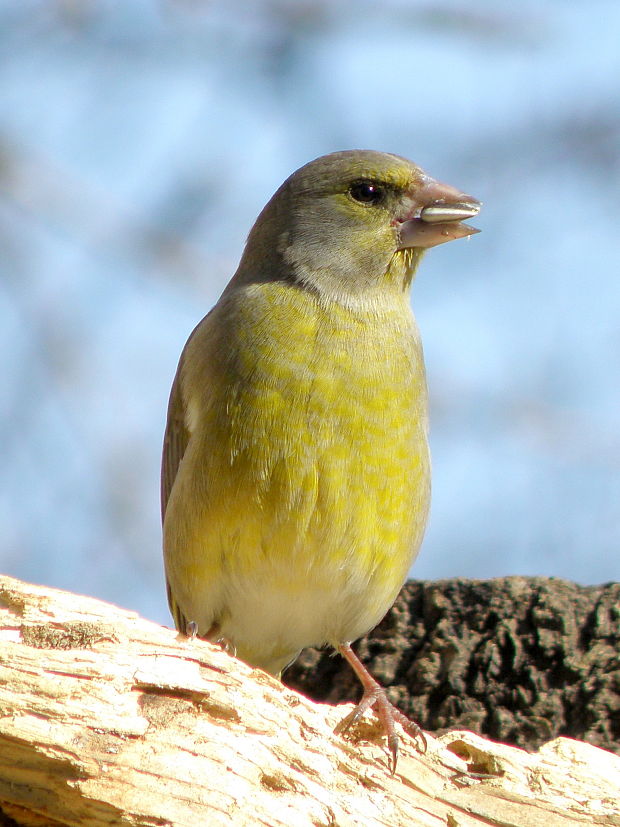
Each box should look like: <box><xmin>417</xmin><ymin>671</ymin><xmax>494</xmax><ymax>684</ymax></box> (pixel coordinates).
<box><xmin>202</xmin><ymin>622</ymin><xmax>236</xmax><ymax>657</ymax></box>
<box><xmin>184</xmin><ymin>621</ymin><xmax>236</xmax><ymax>660</ymax></box>
<box><xmin>336</xmin><ymin>643</ymin><xmax>427</xmax><ymax>774</ymax></box>
<box><xmin>184</xmin><ymin>620</ymin><xmax>237</xmax><ymax>659</ymax></box>
<box><xmin>334</xmin><ymin>687</ymin><xmax>427</xmax><ymax>773</ymax></box>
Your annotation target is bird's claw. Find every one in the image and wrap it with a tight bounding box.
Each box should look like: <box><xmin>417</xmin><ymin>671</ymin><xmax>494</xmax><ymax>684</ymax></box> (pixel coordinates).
<box><xmin>335</xmin><ymin>685</ymin><xmax>426</xmax><ymax>773</ymax></box>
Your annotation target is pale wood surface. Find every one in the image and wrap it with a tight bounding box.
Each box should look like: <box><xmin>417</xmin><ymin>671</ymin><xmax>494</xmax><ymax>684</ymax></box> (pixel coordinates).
<box><xmin>0</xmin><ymin>574</ymin><xmax>618</xmax><ymax>826</ymax></box>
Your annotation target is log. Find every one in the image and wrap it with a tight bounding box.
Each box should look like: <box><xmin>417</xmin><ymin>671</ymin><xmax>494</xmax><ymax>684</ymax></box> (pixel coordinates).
<box><xmin>0</xmin><ymin>574</ymin><xmax>618</xmax><ymax>827</ymax></box>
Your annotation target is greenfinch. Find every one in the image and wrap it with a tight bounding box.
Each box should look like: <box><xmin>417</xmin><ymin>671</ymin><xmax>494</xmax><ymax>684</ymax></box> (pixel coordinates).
<box><xmin>161</xmin><ymin>150</ymin><xmax>480</xmax><ymax>770</ymax></box>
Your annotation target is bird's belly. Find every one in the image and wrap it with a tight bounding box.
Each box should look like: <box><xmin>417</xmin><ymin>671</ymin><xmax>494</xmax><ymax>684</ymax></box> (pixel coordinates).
<box><xmin>194</xmin><ymin>452</ymin><xmax>428</xmax><ymax>675</ymax></box>
<box><xmin>166</xmin><ymin>391</ymin><xmax>429</xmax><ymax>674</ymax></box>
<box><xmin>218</xmin><ymin>554</ymin><xmax>406</xmax><ymax>675</ymax></box>
<box><xmin>215</xmin><ymin>479</ymin><xmax>428</xmax><ymax>676</ymax></box>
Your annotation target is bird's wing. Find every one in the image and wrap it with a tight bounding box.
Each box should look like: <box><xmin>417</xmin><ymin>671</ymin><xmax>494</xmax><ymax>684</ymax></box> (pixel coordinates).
<box><xmin>160</xmin><ymin>358</ymin><xmax>190</xmax><ymax>524</ymax></box>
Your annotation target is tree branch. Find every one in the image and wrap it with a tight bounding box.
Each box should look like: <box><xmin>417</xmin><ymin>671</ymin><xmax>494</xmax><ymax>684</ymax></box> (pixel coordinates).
<box><xmin>0</xmin><ymin>575</ymin><xmax>618</xmax><ymax>826</ymax></box>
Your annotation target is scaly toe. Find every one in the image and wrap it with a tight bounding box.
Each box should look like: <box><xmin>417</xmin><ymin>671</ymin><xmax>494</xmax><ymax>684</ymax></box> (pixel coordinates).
<box><xmin>336</xmin><ymin>685</ymin><xmax>425</xmax><ymax>773</ymax></box>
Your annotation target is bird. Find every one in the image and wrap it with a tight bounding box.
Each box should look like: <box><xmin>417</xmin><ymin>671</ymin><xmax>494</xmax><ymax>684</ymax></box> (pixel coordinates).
<box><xmin>161</xmin><ymin>150</ymin><xmax>480</xmax><ymax>771</ymax></box>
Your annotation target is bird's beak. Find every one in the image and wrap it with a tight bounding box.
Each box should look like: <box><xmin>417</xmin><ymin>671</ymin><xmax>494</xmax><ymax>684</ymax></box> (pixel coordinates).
<box><xmin>396</xmin><ymin>177</ymin><xmax>481</xmax><ymax>250</ymax></box>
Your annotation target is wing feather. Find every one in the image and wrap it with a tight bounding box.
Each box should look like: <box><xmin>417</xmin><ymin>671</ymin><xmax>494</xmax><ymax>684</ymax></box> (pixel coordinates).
<box><xmin>160</xmin><ymin>360</ymin><xmax>190</xmax><ymax>524</ymax></box>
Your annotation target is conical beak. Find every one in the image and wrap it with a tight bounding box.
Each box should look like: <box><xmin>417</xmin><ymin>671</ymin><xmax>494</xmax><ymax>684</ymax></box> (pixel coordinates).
<box><xmin>396</xmin><ymin>177</ymin><xmax>481</xmax><ymax>250</ymax></box>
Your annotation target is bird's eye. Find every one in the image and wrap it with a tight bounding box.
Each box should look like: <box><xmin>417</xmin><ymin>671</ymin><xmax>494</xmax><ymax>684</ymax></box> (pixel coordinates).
<box><xmin>349</xmin><ymin>180</ymin><xmax>386</xmax><ymax>205</ymax></box>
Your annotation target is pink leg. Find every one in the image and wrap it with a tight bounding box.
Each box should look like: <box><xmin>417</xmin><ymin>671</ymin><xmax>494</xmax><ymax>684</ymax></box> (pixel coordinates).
<box><xmin>335</xmin><ymin>643</ymin><xmax>427</xmax><ymax>773</ymax></box>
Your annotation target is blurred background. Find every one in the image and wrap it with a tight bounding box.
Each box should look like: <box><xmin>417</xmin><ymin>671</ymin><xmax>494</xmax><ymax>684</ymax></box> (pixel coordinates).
<box><xmin>0</xmin><ymin>0</ymin><xmax>618</xmax><ymax>626</ymax></box>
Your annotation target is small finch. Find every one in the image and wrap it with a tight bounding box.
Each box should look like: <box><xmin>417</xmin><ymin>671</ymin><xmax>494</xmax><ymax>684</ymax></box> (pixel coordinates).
<box><xmin>161</xmin><ymin>150</ymin><xmax>481</xmax><ymax>770</ymax></box>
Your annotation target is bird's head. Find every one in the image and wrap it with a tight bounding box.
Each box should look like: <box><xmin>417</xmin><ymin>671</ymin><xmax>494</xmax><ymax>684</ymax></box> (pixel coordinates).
<box><xmin>235</xmin><ymin>150</ymin><xmax>480</xmax><ymax>304</ymax></box>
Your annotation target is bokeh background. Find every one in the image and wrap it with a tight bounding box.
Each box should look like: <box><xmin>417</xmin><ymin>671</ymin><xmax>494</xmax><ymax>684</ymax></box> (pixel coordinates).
<box><xmin>1</xmin><ymin>0</ymin><xmax>618</xmax><ymax>626</ymax></box>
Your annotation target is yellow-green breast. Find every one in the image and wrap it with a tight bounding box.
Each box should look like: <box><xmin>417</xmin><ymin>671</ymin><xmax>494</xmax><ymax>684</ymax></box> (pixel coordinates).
<box><xmin>163</xmin><ymin>279</ymin><xmax>430</xmax><ymax>674</ymax></box>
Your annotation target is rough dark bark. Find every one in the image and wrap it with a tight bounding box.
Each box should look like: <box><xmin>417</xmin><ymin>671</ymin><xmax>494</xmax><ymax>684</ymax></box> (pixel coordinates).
<box><xmin>284</xmin><ymin>577</ymin><xmax>620</xmax><ymax>755</ymax></box>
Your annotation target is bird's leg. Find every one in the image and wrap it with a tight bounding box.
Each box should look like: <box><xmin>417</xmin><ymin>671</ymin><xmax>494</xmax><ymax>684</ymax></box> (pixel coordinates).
<box><xmin>335</xmin><ymin>642</ymin><xmax>427</xmax><ymax>773</ymax></box>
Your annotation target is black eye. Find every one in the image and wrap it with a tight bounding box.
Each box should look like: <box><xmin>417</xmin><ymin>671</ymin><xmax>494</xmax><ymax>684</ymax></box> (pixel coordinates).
<box><xmin>349</xmin><ymin>180</ymin><xmax>386</xmax><ymax>205</ymax></box>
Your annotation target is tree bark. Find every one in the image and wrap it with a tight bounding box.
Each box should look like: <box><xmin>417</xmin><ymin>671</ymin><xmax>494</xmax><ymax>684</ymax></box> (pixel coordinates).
<box><xmin>0</xmin><ymin>575</ymin><xmax>618</xmax><ymax>827</ymax></box>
